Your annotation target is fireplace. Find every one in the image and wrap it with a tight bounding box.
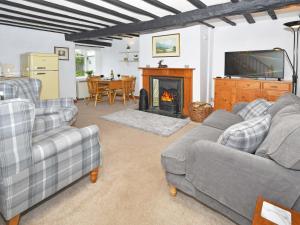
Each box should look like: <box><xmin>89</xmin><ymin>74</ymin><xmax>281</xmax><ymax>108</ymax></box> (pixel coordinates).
<box><xmin>150</xmin><ymin>76</ymin><xmax>183</xmax><ymax>116</ymax></box>
<box><xmin>140</xmin><ymin>67</ymin><xmax>193</xmax><ymax>117</ymax></box>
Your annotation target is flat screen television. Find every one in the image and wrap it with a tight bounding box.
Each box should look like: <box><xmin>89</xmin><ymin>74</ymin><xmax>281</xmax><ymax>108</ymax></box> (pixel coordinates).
<box><xmin>225</xmin><ymin>50</ymin><xmax>284</xmax><ymax>79</ymax></box>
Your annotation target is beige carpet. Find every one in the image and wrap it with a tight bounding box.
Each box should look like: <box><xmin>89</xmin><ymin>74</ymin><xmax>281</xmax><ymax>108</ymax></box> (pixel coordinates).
<box><xmin>0</xmin><ymin>100</ymin><xmax>235</xmax><ymax>225</ymax></box>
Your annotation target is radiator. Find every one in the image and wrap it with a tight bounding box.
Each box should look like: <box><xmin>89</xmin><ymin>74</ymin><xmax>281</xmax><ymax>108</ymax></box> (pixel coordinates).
<box><xmin>76</xmin><ymin>80</ymin><xmax>89</xmax><ymax>99</ymax></box>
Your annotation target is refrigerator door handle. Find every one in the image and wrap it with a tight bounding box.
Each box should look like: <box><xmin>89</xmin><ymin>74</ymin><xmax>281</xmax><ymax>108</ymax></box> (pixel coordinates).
<box><xmin>36</xmin><ymin>66</ymin><xmax>46</xmax><ymax>70</ymax></box>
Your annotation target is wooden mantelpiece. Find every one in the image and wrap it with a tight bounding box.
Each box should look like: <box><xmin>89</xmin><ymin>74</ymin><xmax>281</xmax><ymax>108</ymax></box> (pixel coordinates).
<box><xmin>140</xmin><ymin>67</ymin><xmax>194</xmax><ymax>116</ymax></box>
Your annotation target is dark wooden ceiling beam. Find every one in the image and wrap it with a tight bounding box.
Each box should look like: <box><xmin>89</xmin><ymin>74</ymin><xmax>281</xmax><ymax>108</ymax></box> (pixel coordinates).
<box><xmin>128</xmin><ymin>33</ymin><xmax>140</xmax><ymax>37</ymax></box>
<box><xmin>66</xmin><ymin>0</ymin><xmax>140</xmax><ymax>22</ymax></box>
<box><xmin>75</xmin><ymin>44</ymin><xmax>104</xmax><ymax>48</ymax></box>
<box><xmin>267</xmin><ymin>10</ymin><xmax>278</xmax><ymax>20</ymax></box>
<box><xmin>187</xmin><ymin>0</ymin><xmax>236</xmax><ymax>26</ymax></box>
<box><xmin>144</xmin><ymin>0</ymin><xmax>214</xmax><ymax>28</ymax></box>
<box><xmin>0</xmin><ymin>0</ymin><xmax>108</xmax><ymax>27</ymax></box>
<box><xmin>0</xmin><ymin>22</ymin><xmax>69</xmax><ymax>34</ymax></box>
<box><xmin>75</xmin><ymin>40</ymin><xmax>112</xmax><ymax>47</ymax></box>
<box><xmin>107</xmin><ymin>36</ymin><xmax>122</xmax><ymax>40</ymax></box>
<box><xmin>98</xmin><ymin>37</ymin><xmax>112</xmax><ymax>41</ymax></box>
<box><xmin>0</xmin><ymin>6</ymin><xmax>99</xmax><ymax>29</ymax></box>
<box><xmin>0</xmin><ymin>13</ymin><xmax>87</xmax><ymax>31</ymax></box>
<box><xmin>142</xmin><ymin>0</ymin><xmax>181</xmax><ymax>14</ymax></box>
<box><xmin>66</xmin><ymin>0</ymin><xmax>299</xmax><ymax>41</ymax></box>
<box><xmin>100</xmin><ymin>0</ymin><xmax>158</xmax><ymax>19</ymax></box>
<box><xmin>243</xmin><ymin>13</ymin><xmax>255</xmax><ymax>24</ymax></box>
<box><xmin>231</xmin><ymin>0</ymin><xmax>255</xmax><ymax>24</ymax></box>
<box><xmin>199</xmin><ymin>21</ymin><xmax>214</xmax><ymax>28</ymax></box>
<box><xmin>23</xmin><ymin>0</ymin><xmax>123</xmax><ymax>25</ymax></box>
<box><xmin>0</xmin><ymin>19</ymin><xmax>73</xmax><ymax>33</ymax></box>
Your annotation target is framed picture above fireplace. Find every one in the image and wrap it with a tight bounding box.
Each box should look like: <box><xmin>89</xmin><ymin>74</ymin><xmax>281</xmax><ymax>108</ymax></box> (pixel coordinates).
<box><xmin>152</xmin><ymin>34</ymin><xmax>180</xmax><ymax>57</ymax></box>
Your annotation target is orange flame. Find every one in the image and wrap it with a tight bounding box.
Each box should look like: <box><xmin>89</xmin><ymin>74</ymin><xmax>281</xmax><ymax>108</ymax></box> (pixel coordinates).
<box><xmin>161</xmin><ymin>90</ymin><xmax>174</xmax><ymax>102</ymax></box>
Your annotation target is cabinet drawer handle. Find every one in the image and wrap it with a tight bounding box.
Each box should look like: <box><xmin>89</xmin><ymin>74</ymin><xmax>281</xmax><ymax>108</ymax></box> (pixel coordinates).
<box><xmin>270</xmin><ymin>85</ymin><xmax>278</xmax><ymax>88</ymax></box>
<box><xmin>36</xmin><ymin>72</ymin><xmax>46</xmax><ymax>75</ymax></box>
<box><xmin>36</xmin><ymin>67</ymin><xmax>46</xmax><ymax>69</ymax></box>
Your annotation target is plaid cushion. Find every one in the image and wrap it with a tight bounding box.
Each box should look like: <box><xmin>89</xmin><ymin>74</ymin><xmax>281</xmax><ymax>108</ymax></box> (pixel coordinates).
<box><xmin>218</xmin><ymin>114</ymin><xmax>272</xmax><ymax>153</ymax></box>
<box><xmin>1</xmin><ymin>78</ymin><xmax>41</xmax><ymax>104</ymax></box>
<box><xmin>0</xmin><ymin>83</ymin><xmax>18</xmax><ymax>100</ymax></box>
<box><xmin>0</xmin><ymin>99</ymin><xmax>35</xmax><ymax>177</ymax></box>
<box><xmin>238</xmin><ymin>99</ymin><xmax>273</xmax><ymax>120</ymax></box>
<box><xmin>33</xmin><ymin>114</ymin><xmax>63</xmax><ymax>137</ymax></box>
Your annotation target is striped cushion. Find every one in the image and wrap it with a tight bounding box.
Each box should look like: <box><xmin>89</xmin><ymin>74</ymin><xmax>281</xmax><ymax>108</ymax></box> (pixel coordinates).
<box><xmin>218</xmin><ymin>114</ymin><xmax>271</xmax><ymax>153</ymax></box>
<box><xmin>238</xmin><ymin>99</ymin><xmax>272</xmax><ymax>120</ymax></box>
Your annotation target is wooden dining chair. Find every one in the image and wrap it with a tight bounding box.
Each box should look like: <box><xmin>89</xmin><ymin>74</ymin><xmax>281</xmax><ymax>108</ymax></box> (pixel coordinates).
<box><xmin>86</xmin><ymin>77</ymin><xmax>109</xmax><ymax>106</ymax></box>
<box><xmin>113</xmin><ymin>77</ymin><xmax>136</xmax><ymax>104</ymax></box>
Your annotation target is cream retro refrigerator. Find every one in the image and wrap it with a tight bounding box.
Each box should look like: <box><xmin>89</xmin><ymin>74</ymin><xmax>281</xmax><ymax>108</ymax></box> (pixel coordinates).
<box><xmin>21</xmin><ymin>53</ymin><xmax>59</xmax><ymax>99</ymax></box>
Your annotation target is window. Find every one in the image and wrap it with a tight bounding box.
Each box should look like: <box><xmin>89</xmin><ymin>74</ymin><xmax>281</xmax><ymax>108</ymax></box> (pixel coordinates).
<box><xmin>75</xmin><ymin>49</ymin><xmax>96</xmax><ymax>77</ymax></box>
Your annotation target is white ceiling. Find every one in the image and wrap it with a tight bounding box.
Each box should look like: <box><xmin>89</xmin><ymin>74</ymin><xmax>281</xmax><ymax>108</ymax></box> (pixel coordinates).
<box><xmin>0</xmin><ymin>0</ymin><xmax>299</xmax><ymax>46</ymax></box>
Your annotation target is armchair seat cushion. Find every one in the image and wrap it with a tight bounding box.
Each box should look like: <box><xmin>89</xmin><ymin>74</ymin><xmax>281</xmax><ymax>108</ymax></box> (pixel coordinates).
<box><xmin>203</xmin><ymin>110</ymin><xmax>243</xmax><ymax>130</ymax></box>
<box><xmin>33</xmin><ymin>114</ymin><xmax>62</xmax><ymax>137</ymax></box>
<box><xmin>161</xmin><ymin>125</ymin><xmax>223</xmax><ymax>175</ymax></box>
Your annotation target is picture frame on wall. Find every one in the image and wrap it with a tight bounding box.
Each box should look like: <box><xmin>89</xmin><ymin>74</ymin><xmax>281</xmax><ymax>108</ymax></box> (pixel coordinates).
<box><xmin>54</xmin><ymin>47</ymin><xmax>69</xmax><ymax>60</ymax></box>
<box><xmin>152</xmin><ymin>33</ymin><xmax>180</xmax><ymax>57</ymax></box>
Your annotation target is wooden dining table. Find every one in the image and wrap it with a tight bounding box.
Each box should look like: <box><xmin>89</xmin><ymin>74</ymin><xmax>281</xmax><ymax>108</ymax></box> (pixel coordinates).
<box><xmin>96</xmin><ymin>79</ymin><xmax>123</xmax><ymax>104</ymax></box>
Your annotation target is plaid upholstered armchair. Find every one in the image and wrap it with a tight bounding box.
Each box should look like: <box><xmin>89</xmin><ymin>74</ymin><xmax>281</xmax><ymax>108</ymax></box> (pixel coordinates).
<box><xmin>0</xmin><ymin>78</ymin><xmax>78</xmax><ymax>136</ymax></box>
<box><xmin>0</xmin><ymin>99</ymin><xmax>101</xmax><ymax>225</ymax></box>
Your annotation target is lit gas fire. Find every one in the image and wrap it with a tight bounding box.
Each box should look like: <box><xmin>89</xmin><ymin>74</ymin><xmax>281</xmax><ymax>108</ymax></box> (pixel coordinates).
<box><xmin>161</xmin><ymin>90</ymin><xmax>174</xmax><ymax>102</ymax></box>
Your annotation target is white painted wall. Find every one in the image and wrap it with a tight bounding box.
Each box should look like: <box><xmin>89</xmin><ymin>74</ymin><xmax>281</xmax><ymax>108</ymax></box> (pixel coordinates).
<box><xmin>139</xmin><ymin>26</ymin><xmax>209</xmax><ymax>101</ymax></box>
<box><xmin>211</xmin><ymin>16</ymin><xmax>300</xmax><ymax>98</ymax></box>
<box><xmin>98</xmin><ymin>37</ymin><xmax>140</xmax><ymax>95</ymax></box>
<box><xmin>0</xmin><ymin>25</ymin><xmax>76</xmax><ymax>98</ymax></box>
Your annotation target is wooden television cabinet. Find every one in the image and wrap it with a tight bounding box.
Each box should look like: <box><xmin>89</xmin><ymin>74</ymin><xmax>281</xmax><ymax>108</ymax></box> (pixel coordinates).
<box><xmin>214</xmin><ymin>78</ymin><xmax>292</xmax><ymax>111</ymax></box>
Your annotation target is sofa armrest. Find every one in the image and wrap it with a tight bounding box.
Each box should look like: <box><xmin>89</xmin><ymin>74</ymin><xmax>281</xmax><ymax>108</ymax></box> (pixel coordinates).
<box><xmin>232</xmin><ymin>102</ymin><xmax>248</xmax><ymax>114</ymax></box>
<box><xmin>185</xmin><ymin>140</ymin><xmax>300</xmax><ymax>220</ymax></box>
<box><xmin>36</xmin><ymin>97</ymin><xmax>75</xmax><ymax>108</ymax></box>
<box><xmin>79</xmin><ymin>125</ymin><xmax>100</xmax><ymax>139</ymax></box>
<box><xmin>32</xmin><ymin>125</ymin><xmax>100</xmax><ymax>164</ymax></box>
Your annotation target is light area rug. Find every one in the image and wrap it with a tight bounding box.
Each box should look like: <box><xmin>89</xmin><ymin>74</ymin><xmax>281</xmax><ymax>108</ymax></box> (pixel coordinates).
<box><xmin>101</xmin><ymin>109</ymin><xmax>190</xmax><ymax>136</ymax></box>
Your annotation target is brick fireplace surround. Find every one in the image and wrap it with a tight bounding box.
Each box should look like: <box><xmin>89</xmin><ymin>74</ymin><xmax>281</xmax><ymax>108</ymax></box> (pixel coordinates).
<box><xmin>140</xmin><ymin>68</ymin><xmax>194</xmax><ymax>116</ymax></box>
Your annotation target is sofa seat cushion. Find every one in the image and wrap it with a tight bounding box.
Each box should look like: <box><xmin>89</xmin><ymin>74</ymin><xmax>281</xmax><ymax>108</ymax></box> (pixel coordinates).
<box><xmin>256</xmin><ymin>105</ymin><xmax>300</xmax><ymax>170</ymax></box>
<box><xmin>203</xmin><ymin>110</ymin><xmax>243</xmax><ymax>130</ymax></box>
<box><xmin>218</xmin><ymin>115</ymin><xmax>271</xmax><ymax>153</ymax></box>
<box><xmin>161</xmin><ymin>125</ymin><xmax>223</xmax><ymax>175</ymax></box>
<box><xmin>237</xmin><ymin>99</ymin><xmax>272</xmax><ymax>120</ymax></box>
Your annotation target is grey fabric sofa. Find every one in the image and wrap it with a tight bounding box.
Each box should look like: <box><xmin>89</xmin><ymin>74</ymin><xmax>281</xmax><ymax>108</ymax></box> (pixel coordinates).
<box><xmin>161</xmin><ymin>93</ymin><xmax>300</xmax><ymax>225</ymax></box>
<box><xmin>0</xmin><ymin>78</ymin><xmax>78</xmax><ymax>136</ymax></box>
<box><xmin>0</xmin><ymin>99</ymin><xmax>101</xmax><ymax>225</ymax></box>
